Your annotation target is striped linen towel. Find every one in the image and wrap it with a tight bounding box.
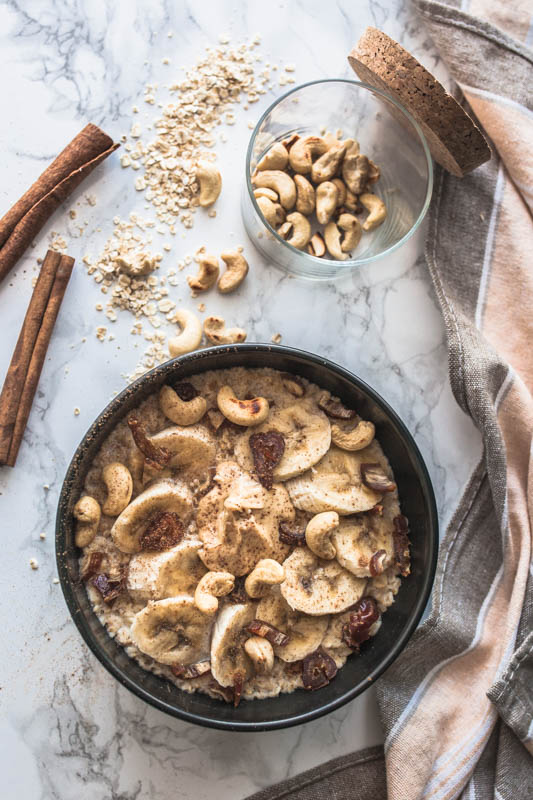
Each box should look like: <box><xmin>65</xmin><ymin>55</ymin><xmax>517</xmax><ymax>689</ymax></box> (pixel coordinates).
<box><xmin>247</xmin><ymin>1</ymin><xmax>533</xmax><ymax>798</ymax></box>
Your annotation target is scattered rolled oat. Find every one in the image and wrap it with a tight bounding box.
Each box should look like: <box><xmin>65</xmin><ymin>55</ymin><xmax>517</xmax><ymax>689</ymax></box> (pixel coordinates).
<box><xmin>39</xmin><ymin>532</ymin><xmax>46</xmax><ymax>540</ymax></box>
<box><xmin>53</xmin><ymin>577</ymin><xmax>60</xmax><ymax>584</ymax></box>
<box><xmin>96</xmin><ymin>326</ymin><xmax>107</xmax><ymax>341</ymax></box>
<box><xmin>74</xmin><ymin>408</ymin><xmax>80</xmax><ymax>416</ymax></box>
<box><xmin>30</xmin><ymin>558</ymin><xmax>39</xmax><ymax>570</ymax></box>
<box><xmin>271</xmin><ymin>333</ymin><xmax>282</xmax><ymax>343</ymax></box>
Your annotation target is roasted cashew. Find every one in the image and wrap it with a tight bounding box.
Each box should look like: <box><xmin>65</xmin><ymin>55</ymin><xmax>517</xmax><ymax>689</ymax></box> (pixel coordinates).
<box><xmin>305</xmin><ymin>511</ymin><xmax>339</xmax><ymax>560</ymax></box>
<box><xmin>253</xmin><ymin>187</ymin><xmax>279</xmax><ymax>202</ymax></box>
<box><xmin>311</xmin><ymin>140</ymin><xmax>349</xmax><ymax>184</ymax></box>
<box><xmin>257</xmin><ymin>196</ymin><xmax>286</xmax><ymax>228</ymax></box>
<box><xmin>368</xmin><ymin>159</ymin><xmax>380</xmax><ymax>183</ymax></box>
<box><xmin>204</xmin><ymin>316</ymin><xmax>247</xmax><ymax>345</ymax></box>
<box><xmin>342</xmin><ymin>152</ymin><xmax>369</xmax><ymax>195</ymax></box>
<box><xmin>288</xmin><ymin>136</ymin><xmax>328</xmax><ymax>174</ymax></box>
<box><xmin>244</xmin><ymin>636</ymin><xmax>274</xmax><ymax>673</ymax></box>
<box><xmin>343</xmin><ymin>187</ymin><xmax>361</xmax><ymax>214</ymax></box>
<box><xmin>244</xmin><ymin>558</ymin><xmax>285</xmax><ymax>598</ymax></box>
<box><xmin>332</xmin><ymin>178</ymin><xmax>347</xmax><ymax>207</ymax></box>
<box><xmin>218</xmin><ymin>251</ymin><xmax>249</xmax><ymax>294</ymax></box>
<box><xmin>187</xmin><ymin>253</ymin><xmax>219</xmax><ymax>292</ymax></box>
<box><xmin>102</xmin><ymin>462</ymin><xmax>133</xmax><ymax>516</ymax></box>
<box><xmin>337</xmin><ymin>213</ymin><xmax>362</xmax><ymax>252</ymax></box>
<box><xmin>256</xmin><ymin>142</ymin><xmax>289</xmax><ymax>172</ymax></box>
<box><xmin>360</xmin><ymin>193</ymin><xmax>387</xmax><ymax>231</ymax></box>
<box><xmin>196</xmin><ymin>161</ymin><xmax>222</xmax><ymax>207</ymax></box>
<box><xmin>324</xmin><ymin>221</ymin><xmax>348</xmax><ymax>261</ymax></box>
<box><xmin>252</xmin><ymin>170</ymin><xmax>296</xmax><ymax>210</ymax></box>
<box><xmin>194</xmin><ymin>570</ymin><xmax>235</xmax><ymax>614</ymax></box>
<box><xmin>278</xmin><ymin>212</ymin><xmax>311</xmax><ymax>250</ymax></box>
<box><xmin>307</xmin><ymin>232</ymin><xmax>326</xmax><ymax>258</ymax></box>
<box><xmin>217</xmin><ymin>385</ymin><xmax>269</xmax><ymax>426</ymax></box>
<box><xmin>331</xmin><ymin>420</ymin><xmax>375</xmax><ymax>451</ymax></box>
<box><xmin>168</xmin><ymin>309</ymin><xmax>203</xmax><ymax>357</ymax></box>
<box><xmin>73</xmin><ymin>496</ymin><xmax>101</xmax><ymax>548</ymax></box>
<box><xmin>316</xmin><ymin>182</ymin><xmax>339</xmax><ymax>225</ymax></box>
<box><xmin>294</xmin><ymin>174</ymin><xmax>315</xmax><ymax>216</ymax></box>
<box><xmin>159</xmin><ymin>385</ymin><xmax>207</xmax><ymax>426</ymax></box>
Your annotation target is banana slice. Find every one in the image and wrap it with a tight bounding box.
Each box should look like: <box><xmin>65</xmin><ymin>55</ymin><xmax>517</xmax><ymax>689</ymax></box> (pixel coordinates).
<box><xmin>197</xmin><ymin>461</ymin><xmax>294</xmax><ymax>575</ymax></box>
<box><xmin>111</xmin><ymin>479</ymin><xmax>193</xmax><ymax>553</ymax></box>
<box><xmin>127</xmin><ymin>540</ymin><xmax>207</xmax><ymax>602</ymax></box>
<box><xmin>280</xmin><ymin>547</ymin><xmax>367</xmax><ymax>615</ymax></box>
<box><xmin>147</xmin><ymin>425</ymin><xmax>216</xmax><ymax>482</ymax></box>
<box><xmin>234</xmin><ymin>400</ymin><xmax>331</xmax><ymax>481</ymax></box>
<box><xmin>210</xmin><ymin>603</ymin><xmax>256</xmax><ymax>688</ymax></box>
<box><xmin>286</xmin><ymin>444</ymin><xmax>384</xmax><ymax>515</ymax></box>
<box><xmin>256</xmin><ymin>587</ymin><xmax>329</xmax><ymax>661</ymax></box>
<box><xmin>130</xmin><ymin>595</ymin><xmax>211</xmax><ymax>666</ymax></box>
<box><xmin>332</xmin><ymin>492</ymin><xmax>401</xmax><ymax>577</ymax></box>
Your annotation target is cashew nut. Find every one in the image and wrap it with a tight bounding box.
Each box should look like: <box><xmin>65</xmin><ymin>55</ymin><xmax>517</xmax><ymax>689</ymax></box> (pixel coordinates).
<box><xmin>368</xmin><ymin>159</ymin><xmax>380</xmax><ymax>183</ymax></box>
<box><xmin>316</xmin><ymin>182</ymin><xmax>339</xmax><ymax>225</ymax></box>
<box><xmin>217</xmin><ymin>385</ymin><xmax>269</xmax><ymax>426</ymax></box>
<box><xmin>288</xmin><ymin>136</ymin><xmax>328</xmax><ymax>174</ymax></box>
<box><xmin>337</xmin><ymin>213</ymin><xmax>362</xmax><ymax>252</ymax></box>
<box><xmin>252</xmin><ymin>170</ymin><xmax>296</xmax><ymax>210</ymax></box>
<box><xmin>331</xmin><ymin>420</ymin><xmax>375</xmax><ymax>451</ymax></box>
<box><xmin>204</xmin><ymin>316</ymin><xmax>247</xmax><ymax>345</ymax></box>
<box><xmin>307</xmin><ymin>232</ymin><xmax>326</xmax><ymax>257</ymax></box>
<box><xmin>217</xmin><ymin>251</ymin><xmax>249</xmax><ymax>294</ymax></box>
<box><xmin>194</xmin><ymin>570</ymin><xmax>235</xmax><ymax>614</ymax></box>
<box><xmin>159</xmin><ymin>385</ymin><xmax>207</xmax><ymax>426</ymax></box>
<box><xmin>294</xmin><ymin>174</ymin><xmax>315</xmax><ymax>216</ymax></box>
<box><xmin>305</xmin><ymin>511</ymin><xmax>339</xmax><ymax>560</ymax></box>
<box><xmin>331</xmin><ymin>178</ymin><xmax>347</xmax><ymax>207</ymax></box>
<box><xmin>244</xmin><ymin>558</ymin><xmax>285</xmax><ymax>598</ymax></box>
<box><xmin>257</xmin><ymin>196</ymin><xmax>286</xmax><ymax>228</ymax></box>
<box><xmin>168</xmin><ymin>309</ymin><xmax>203</xmax><ymax>357</ymax></box>
<box><xmin>360</xmin><ymin>193</ymin><xmax>387</xmax><ymax>231</ymax></box>
<box><xmin>73</xmin><ymin>496</ymin><xmax>101</xmax><ymax>548</ymax></box>
<box><xmin>343</xmin><ymin>187</ymin><xmax>361</xmax><ymax>214</ymax></box>
<box><xmin>342</xmin><ymin>152</ymin><xmax>369</xmax><ymax>195</ymax></box>
<box><xmin>324</xmin><ymin>221</ymin><xmax>348</xmax><ymax>261</ymax></box>
<box><xmin>101</xmin><ymin>462</ymin><xmax>133</xmax><ymax>516</ymax></box>
<box><xmin>244</xmin><ymin>636</ymin><xmax>274</xmax><ymax>674</ymax></box>
<box><xmin>256</xmin><ymin>142</ymin><xmax>289</xmax><ymax>172</ymax></box>
<box><xmin>187</xmin><ymin>253</ymin><xmax>219</xmax><ymax>292</ymax></box>
<box><xmin>196</xmin><ymin>161</ymin><xmax>222</xmax><ymax>207</ymax></box>
<box><xmin>311</xmin><ymin>140</ymin><xmax>349</xmax><ymax>184</ymax></box>
<box><xmin>253</xmin><ymin>187</ymin><xmax>279</xmax><ymax>202</ymax></box>
<box><xmin>278</xmin><ymin>212</ymin><xmax>311</xmax><ymax>250</ymax></box>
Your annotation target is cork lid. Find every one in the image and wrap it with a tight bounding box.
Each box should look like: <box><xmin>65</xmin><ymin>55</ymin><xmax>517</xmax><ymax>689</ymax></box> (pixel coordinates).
<box><xmin>348</xmin><ymin>27</ymin><xmax>491</xmax><ymax>177</ymax></box>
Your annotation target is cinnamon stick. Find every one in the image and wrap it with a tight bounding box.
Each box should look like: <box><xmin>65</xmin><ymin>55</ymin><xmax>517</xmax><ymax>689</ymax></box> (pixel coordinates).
<box><xmin>0</xmin><ymin>250</ymin><xmax>74</xmax><ymax>466</ymax></box>
<box><xmin>0</xmin><ymin>124</ymin><xmax>118</xmax><ymax>284</ymax></box>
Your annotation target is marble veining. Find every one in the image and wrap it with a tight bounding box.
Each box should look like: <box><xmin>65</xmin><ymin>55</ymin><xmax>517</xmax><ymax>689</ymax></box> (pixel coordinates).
<box><xmin>0</xmin><ymin>0</ymin><xmax>481</xmax><ymax>798</ymax></box>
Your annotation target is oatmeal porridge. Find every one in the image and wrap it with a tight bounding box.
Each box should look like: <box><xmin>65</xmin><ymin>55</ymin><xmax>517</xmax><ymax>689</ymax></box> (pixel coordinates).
<box><xmin>75</xmin><ymin>367</ymin><xmax>410</xmax><ymax>705</ymax></box>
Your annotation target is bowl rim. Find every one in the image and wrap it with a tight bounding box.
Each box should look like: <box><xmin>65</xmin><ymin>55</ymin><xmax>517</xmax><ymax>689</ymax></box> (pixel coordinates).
<box><xmin>245</xmin><ymin>78</ymin><xmax>434</xmax><ymax>275</ymax></box>
<box><xmin>56</xmin><ymin>343</ymin><xmax>439</xmax><ymax>731</ymax></box>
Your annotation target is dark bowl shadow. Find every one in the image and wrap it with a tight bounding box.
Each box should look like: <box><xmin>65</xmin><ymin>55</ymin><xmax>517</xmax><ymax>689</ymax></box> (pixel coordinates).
<box><xmin>56</xmin><ymin>343</ymin><xmax>438</xmax><ymax>731</ymax></box>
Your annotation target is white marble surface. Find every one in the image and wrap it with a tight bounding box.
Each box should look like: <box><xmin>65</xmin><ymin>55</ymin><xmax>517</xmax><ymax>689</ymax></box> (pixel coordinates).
<box><xmin>0</xmin><ymin>1</ymin><xmax>482</xmax><ymax>798</ymax></box>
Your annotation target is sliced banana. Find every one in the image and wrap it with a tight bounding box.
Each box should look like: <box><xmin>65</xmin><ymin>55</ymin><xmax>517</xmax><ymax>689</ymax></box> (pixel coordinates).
<box><xmin>130</xmin><ymin>595</ymin><xmax>211</xmax><ymax>666</ymax></box>
<box><xmin>256</xmin><ymin>587</ymin><xmax>328</xmax><ymax>662</ymax></box>
<box><xmin>111</xmin><ymin>479</ymin><xmax>193</xmax><ymax>553</ymax></box>
<box><xmin>280</xmin><ymin>546</ymin><xmax>366</xmax><ymax>615</ymax></box>
<box><xmin>127</xmin><ymin>540</ymin><xmax>207</xmax><ymax>602</ymax></box>
<box><xmin>210</xmin><ymin>603</ymin><xmax>256</xmax><ymax>688</ymax></box>
<box><xmin>147</xmin><ymin>425</ymin><xmax>216</xmax><ymax>482</ymax></box>
<box><xmin>234</xmin><ymin>400</ymin><xmax>331</xmax><ymax>481</ymax></box>
<box><xmin>197</xmin><ymin>461</ymin><xmax>294</xmax><ymax>575</ymax></box>
<box><xmin>286</xmin><ymin>445</ymin><xmax>383</xmax><ymax>515</ymax></box>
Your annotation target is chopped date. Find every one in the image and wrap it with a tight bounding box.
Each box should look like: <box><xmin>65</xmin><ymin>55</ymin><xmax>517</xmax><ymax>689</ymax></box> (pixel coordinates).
<box><xmin>172</xmin><ymin>381</ymin><xmax>199</xmax><ymax>401</ymax></box>
<box><xmin>128</xmin><ymin>413</ymin><xmax>171</xmax><ymax>470</ymax></box>
<box><xmin>341</xmin><ymin>597</ymin><xmax>380</xmax><ymax>650</ymax></box>
<box><xmin>81</xmin><ymin>551</ymin><xmax>104</xmax><ymax>581</ymax></box>
<box><xmin>249</xmin><ymin>431</ymin><xmax>285</xmax><ymax>490</ymax></box>
<box><xmin>317</xmin><ymin>393</ymin><xmax>357</xmax><ymax>420</ymax></box>
<box><xmin>91</xmin><ymin>568</ymin><xmax>127</xmax><ymax>604</ymax></box>
<box><xmin>227</xmin><ymin>575</ymin><xmax>248</xmax><ymax>604</ymax></box>
<box><xmin>171</xmin><ymin>660</ymin><xmax>211</xmax><ymax>679</ymax></box>
<box><xmin>369</xmin><ymin>549</ymin><xmax>387</xmax><ymax>577</ymax></box>
<box><xmin>279</xmin><ymin>521</ymin><xmax>306</xmax><ymax>546</ymax></box>
<box><xmin>139</xmin><ymin>511</ymin><xmax>184</xmax><ymax>551</ymax></box>
<box><xmin>233</xmin><ymin>672</ymin><xmax>245</xmax><ymax>707</ymax></box>
<box><xmin>360</xmin><ymin>463</ymin><xmax>397</xmax><ymax>493</ymax></box>
<box><xmin>302</xmin><ymin>649</ymin><xmax>338</xmax><ymax>690</ymax></box>
<box><xmin>245</xmin><ymin>619</ymin><xmax>289</xmax><ymax>647</ymax></box>
<box><xmin>393</xmin><ymin>515</ymin><xmax>411</xmax><ymax>577</ymax></box>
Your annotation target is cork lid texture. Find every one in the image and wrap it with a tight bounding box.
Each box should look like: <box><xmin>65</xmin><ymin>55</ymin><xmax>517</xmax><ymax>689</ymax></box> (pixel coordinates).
<box><xmin>349</xmin><ymin>27</ymin><xmax>491</xmax><ymax>177</ymax></box>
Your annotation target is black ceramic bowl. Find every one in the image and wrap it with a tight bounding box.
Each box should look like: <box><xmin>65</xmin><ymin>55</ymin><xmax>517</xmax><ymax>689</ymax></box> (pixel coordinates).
<box><xmin>56</xmin><ymin>343</ymin><xmax>438</xmax><ymax>731</ymax></box>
